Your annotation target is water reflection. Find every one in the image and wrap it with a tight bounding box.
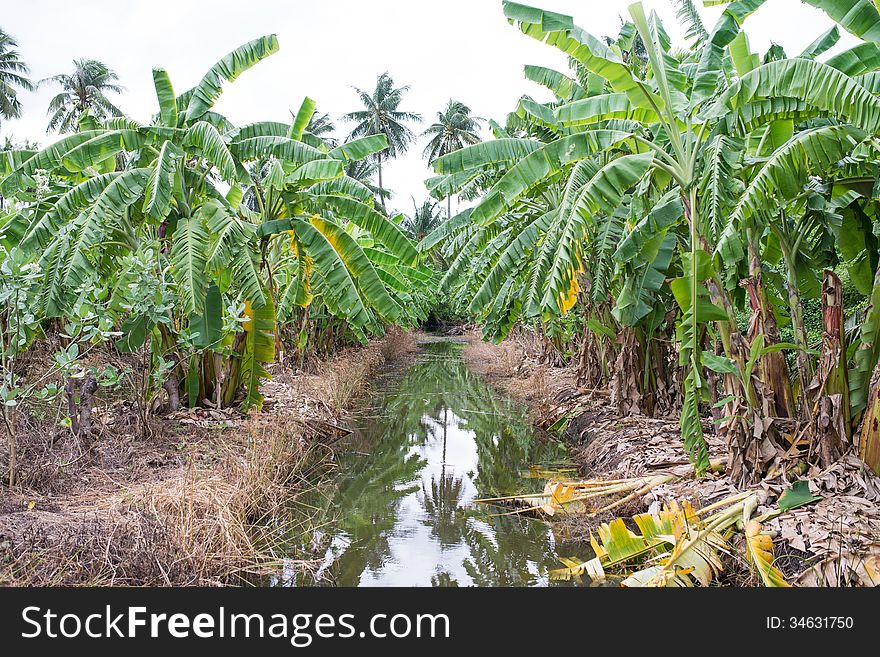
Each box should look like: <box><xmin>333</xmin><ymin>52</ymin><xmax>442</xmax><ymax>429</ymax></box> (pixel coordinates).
<box><xmin>292</xmin><ymin>339</ymin><xmax>589</xmax><ymax>587</ymax></box>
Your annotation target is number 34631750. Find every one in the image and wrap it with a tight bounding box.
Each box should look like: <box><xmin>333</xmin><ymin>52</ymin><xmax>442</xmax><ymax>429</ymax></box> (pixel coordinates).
<box><xmin>766</xmin><ymin>617</ymin><xmax>854</xmax><ymax>629</ymax></box>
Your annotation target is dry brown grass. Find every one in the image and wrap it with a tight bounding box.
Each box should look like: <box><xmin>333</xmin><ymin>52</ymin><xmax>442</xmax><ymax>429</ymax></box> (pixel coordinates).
<box><xmin>0</xmin><ymin>406</ymin><xmax>318</xmax><ymax>586</ymax></box>
<box><xmin>461</xmin><ymin>329</ymin><xmax>576</xmax><ymax>424</ymax></box>
<box><xmin>284</xmin><ymin>327</ymin><xmax>416</xmax><ymax>413</ymax></box>
<box><xmin>0</xmin><ymin>330</ymin><xmax>416</xmax><ymax>586</ymax></box>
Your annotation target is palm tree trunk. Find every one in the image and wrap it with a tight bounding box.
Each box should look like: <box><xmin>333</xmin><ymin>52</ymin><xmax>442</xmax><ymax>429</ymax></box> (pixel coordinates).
<box><xmin>447</xmin><ymin>196</ymin><xmax>451</xmax><ymax>220</ymax></box>
<box><xmin>442</xmin><ymin>407</ymin><xmax>447</xmax><ymax>466</ymax></box>
<box><xmin>377</xmin><ymin>152</ymin><xmax>385</xmax><ymax>212</ymax></box>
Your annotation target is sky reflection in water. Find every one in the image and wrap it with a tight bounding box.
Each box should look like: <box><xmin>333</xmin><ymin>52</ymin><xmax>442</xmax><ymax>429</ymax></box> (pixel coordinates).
<box><xmin>291</xmin><ymin>339</ymin><xmax>589</xmax><ymax>587</ymax></box>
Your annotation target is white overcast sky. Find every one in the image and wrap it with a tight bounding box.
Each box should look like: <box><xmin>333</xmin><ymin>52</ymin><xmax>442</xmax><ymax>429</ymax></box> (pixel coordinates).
<box><xmin>0</xmin><ymin>0</ymin><xmax>857</xmax><ymax>216</ymax></box>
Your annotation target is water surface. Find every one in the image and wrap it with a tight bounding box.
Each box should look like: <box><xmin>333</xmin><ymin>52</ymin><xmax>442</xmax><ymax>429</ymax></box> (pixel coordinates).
<box><xmin>291</xmin><ymin>339</ymin><xmax>589</xmax><ymax>587</ymax></box>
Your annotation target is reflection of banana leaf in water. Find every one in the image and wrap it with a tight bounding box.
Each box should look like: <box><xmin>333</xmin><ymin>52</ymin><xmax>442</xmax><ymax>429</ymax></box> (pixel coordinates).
<box><xmin>471</xmin><ymin>425</ymin><xmax>569</xmax><ymax>497</ymax></box>
<box><xmin>292</xmin><ymin>425</ymin><xmax>424</xmax><ymax>586</ymax></box>
<box><xmin>336</xmin><ymin>454</ymin><xmax>425</xmax><ymax>531</ymax></box>
<box><xmin>316</xmin><ymin>447</ymin><xmax>425</xmax><ymax>585</ymax></box>
<box><xmin>461</xmin><ymin>514</ymin><xmax>560</xmax><ymax>586</ymax></box>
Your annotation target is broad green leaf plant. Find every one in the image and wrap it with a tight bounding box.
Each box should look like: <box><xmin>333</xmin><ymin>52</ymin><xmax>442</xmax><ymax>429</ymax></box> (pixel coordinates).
<box><xmin>422</xmin><ymin>0</ymin><xmax>880</xmax><ymax>482</ymax></box>
<box><xmin>1</xmin><ymin>36</ymin><xmax>432</xmax><ymax>415</ymax></box>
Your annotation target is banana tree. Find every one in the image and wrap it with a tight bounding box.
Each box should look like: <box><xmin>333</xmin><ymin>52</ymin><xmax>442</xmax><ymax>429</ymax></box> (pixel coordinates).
<box><xmin>425</xmin><ymin>0</ymin><xmax>880</xmax><ymax>483</ymax></box>
<box><xmin>0</xmin><ymin>36</ymin><xmax>424</xmax><ymax>413</ymax></box>
<box><xmin>424</xmin><ymin>1</ymin><xmax>766</xmax><ymax>476</ymax></box>
<box><xmin>697</xmin><ymin>2</ymin><xmax>880</xmax><ymax>473</ymax></box>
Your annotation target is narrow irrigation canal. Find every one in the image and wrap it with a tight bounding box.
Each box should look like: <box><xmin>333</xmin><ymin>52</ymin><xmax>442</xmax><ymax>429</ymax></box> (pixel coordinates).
<box><xmin>291</xmin><ymin>338</ymin><xmax>592</xmax><ymax>587</ymax></box>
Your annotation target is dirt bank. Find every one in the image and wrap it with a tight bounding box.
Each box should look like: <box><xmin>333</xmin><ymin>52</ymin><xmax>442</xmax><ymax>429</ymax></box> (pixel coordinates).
<box><xmin>0</xmin><ymin>329</ymin><xmax>418</xmax><ymax>586</ymax></box>
<box><xmin>463</xmin><ymin>329</ymin><xmax>880</xmax><ymax>586</ymax></box>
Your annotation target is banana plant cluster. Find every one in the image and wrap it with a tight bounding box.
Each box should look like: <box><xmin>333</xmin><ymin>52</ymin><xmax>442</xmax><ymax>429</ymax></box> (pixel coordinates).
<box><xmin>422</xmin><ymin>0</ymin><xmax>880</xmax><ymax>482</ymax></box>
<box><xmin>0</xmin><ymin>36</ymin><xmax>434</xmax><ymax>413</ymax></box>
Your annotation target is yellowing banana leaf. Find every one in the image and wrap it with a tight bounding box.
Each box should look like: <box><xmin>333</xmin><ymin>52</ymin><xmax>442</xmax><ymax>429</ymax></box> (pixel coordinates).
<box><xmin>622</xmin><ymin>501</ymin><xmax>729</xmax><ymax>587</ymax></box>
<box><xmin>745</xmin><ymin>519</ymin><xmax>791</xmax><ymax>587</ymax></box>
<box><xmin>595</xmin><ymin>518</ymin><xmax>664</xmax><ymax>564</ymax></box>
<box><xmin>476</xmin><ymin>473</ymin><xmax>675</xmax><ymax>516</ymax></box>
<box><xmin>540</xmin><ymin>481</ymin><xmax>580</xmax><ymax>515</ymax></box>
<box><xmin>623</xmin><ymin>565</ymin><xmax>693</xmax><ymax>587</ymax></box>
<box><xmin>549</xmin><ymin>556</ymin><xmax>606</xmax><ymax>582</ymax></box>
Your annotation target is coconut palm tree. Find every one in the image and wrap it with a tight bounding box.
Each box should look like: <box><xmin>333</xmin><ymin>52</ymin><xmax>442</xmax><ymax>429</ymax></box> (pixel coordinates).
<box><xmin>403</xmin><ymin>198</ymin><xmax>443</xmax><ymax>242</ymax></box>
<box><xmin>305</xmin><ymin>109</ymin><xmax>336</xmax><ymax>144</ymax></box>
<box><xmin>422</xmin><ymin>100</ymin><xmax>483</xmax><ymax>163</ymax></box>
<box><xmin>0</xmin><ymin>29</ymin><xmax>33</xmax><ymax>128</ymax></box>
<box><xmin>40</xmin><ymin>58</ymin><xmax>123</xmax><ymax>133</ymax></box>
<box><xmin>1</xmin><ymin>135</ymin><xmax>37</xmax><ymax>150</ymax></box>
<box><xmin>342</xmin><ymin>72</ymin><xmax>421</xmax><ymax>211</ymax></box>
<box><xmin>344</xmin><ymin>158</ymin><xmax>391</xmax><ymax>202</ymax></box>
<box><xmin>422</xmin><ymin>100</ymin><xmax>483</xmax><ymax>217</ymax></box>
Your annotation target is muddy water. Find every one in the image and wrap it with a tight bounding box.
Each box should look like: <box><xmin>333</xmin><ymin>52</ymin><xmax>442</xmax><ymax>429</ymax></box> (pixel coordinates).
<box><xmin>290</xmin><ymin>338</ymin><xmax>591</xmax><ymax>587</ymax></box>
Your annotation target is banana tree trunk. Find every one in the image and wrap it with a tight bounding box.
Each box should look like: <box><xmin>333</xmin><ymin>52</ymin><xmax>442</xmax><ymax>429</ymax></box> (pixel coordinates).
<box><xmin>610</xmin><ymin>327</ymin><xmax>648</xmax><ymax>416</ymax></box>
<box><xmin>577</xmin><ymin>303</ymin><xmax>612</xmax><ymax>389</ymax></box>
<box><xmin>648</xmin><ymin>313</ymin><xmax>682</xmax><ymax>416</ymax></box>
<box><xmin>706</xmin><ymin>338</ymin><xmax>723</xmax><ymax>425</ymax></box>
<box><xmin>851</xmin><ymin>261</ymin><xmax>880</xmax><ymax>427</ymax></box>
<box><xmin>854</xmin><ymin>264</ymin><xmax>880</xmax><ymax>475</ymax></box>
<box><xmin>743</xmin><ymin>229</ymin><xmax>795</xmax><ymax>419</ymax></box>
<box><xmin>576</xmin><ymin>322</ymin><xmax>601</xmax><ymax>388</ymax></box>
<box><xmin>706</xmin><ymin>263</ymin><xmax>777</xmax><ymax>485</ymax></box>
<box><xmin>778</xmin><ymin>238</ymin><xmax>813</xmax><ymax>415</ymax></box>
<box><xmin>806</xmin><ymin>271</ymin><xmax>849</xmax><ymax>468</ymax></box>
<box><xmin>222</xmin><ymin>332</ymin><xmax>247</xmax><ymax>407</ymax></box>
<box><xmin>703</xmin><ymin>257</ymin><xmax>738</xmax><ymax>357</ymax></box>
<box><xmin>858</xmin><ymin>359</ymin><xmax>880</xmax><ymax>475</ymax></box>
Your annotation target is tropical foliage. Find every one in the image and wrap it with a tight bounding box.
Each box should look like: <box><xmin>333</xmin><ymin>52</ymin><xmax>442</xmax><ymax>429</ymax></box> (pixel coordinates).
<box><xmin>0</xmin><ymin>34</ymin><xmax>437</xmax><ymax>484</ymax></box>
<box><xmin>40</xmin><ymin>58</ymin><xmax>124</xmax><ymax>133</ymax></box>
<box><xmin>2</xmin><ymin>0</ymin><xmax>878</xmax><ymax>592</ymax></box>
<box><xmin>421</xmin><ymin>0</ymin><xmax>880</xmax><ymax>483</ymax></box>
<box><xmin>342</xmin><ymin>72</ymin><xmax>422</xmax><ymax>210</ymax></box>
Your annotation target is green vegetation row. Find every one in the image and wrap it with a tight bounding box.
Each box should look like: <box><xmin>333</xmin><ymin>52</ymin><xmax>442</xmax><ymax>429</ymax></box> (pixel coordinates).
<box><xmin>0</xmin><ymin>36</ymin><xmax>441</xmax><ymax>486</ymax></box>
<box><xmin>420</xmin><ymin>0</ymin><xmax>880</xmax><ymax>485</ymax></box>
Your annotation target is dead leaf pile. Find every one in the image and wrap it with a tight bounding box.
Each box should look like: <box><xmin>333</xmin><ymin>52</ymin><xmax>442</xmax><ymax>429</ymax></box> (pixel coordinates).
<box><xmin>167</xmin><ymin>407</ymin><xmax>242</xmax><ymax>429</ymax></box>
<box><xmin>760</xmin><ymin>456</ymin><xmax>880</xmax><ymax>586</ymax></box>
<box><xmin>570</xmin><ymin>412</ymin><xmax>725</xmax><ymax>478</ymax></box>
<box><xmin>769</xmin><ymin>496</ymin><xmax>880</xmax><ymax>586</ymax></box>
<box><xmin>807</xmin><ymin>454</ymin><xmax>880</xmax><ymax>502</ymax></box>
